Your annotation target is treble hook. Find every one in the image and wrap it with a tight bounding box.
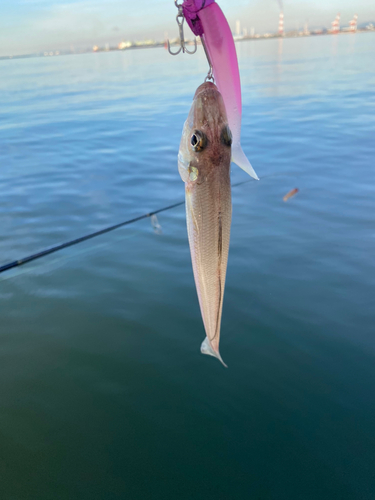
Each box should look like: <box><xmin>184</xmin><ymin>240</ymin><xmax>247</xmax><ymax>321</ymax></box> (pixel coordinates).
<box><xmin>167</xmin><ymin>0</ymin><xmax>197</xmax><ymax>56</ymax></box>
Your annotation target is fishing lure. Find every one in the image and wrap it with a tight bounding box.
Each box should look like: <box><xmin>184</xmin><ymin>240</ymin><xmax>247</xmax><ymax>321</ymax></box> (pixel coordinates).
<box><xmin>169</xmin><ymin>0</ymin><xmax>259</xmax><ymax>180</ymax></box>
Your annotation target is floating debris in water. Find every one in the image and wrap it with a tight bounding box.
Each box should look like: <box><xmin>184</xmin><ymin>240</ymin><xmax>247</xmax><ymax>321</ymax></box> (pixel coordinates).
<box><xmin>283</xmin><ymin>188</ymin><xmax>299</xmax><ymax>202</ymax></box>
<box><xmin>151</xmin><ymin>214</ymin><xmax>162</xmax><ymax>234</ymax></box>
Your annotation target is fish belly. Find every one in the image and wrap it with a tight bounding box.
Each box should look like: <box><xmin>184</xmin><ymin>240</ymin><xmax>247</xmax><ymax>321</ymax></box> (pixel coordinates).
<box><xmin>185</xmin><ymin>172</ymin><xmax>231</xmax><ymax>359</ymax></box>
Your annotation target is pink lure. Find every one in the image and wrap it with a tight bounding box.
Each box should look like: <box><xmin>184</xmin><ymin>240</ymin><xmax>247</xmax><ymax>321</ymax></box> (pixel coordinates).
<box><xmin>197</xmin><ymin>3</ymin><xmax>259</xmax><ymax>180</ymax></box>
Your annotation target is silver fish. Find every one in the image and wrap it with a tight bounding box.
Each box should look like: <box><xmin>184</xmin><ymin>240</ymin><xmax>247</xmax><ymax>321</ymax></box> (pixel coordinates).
<box><xmin>178</xmin><ymin>81</ymin><xmax>232</xmax><ymax>367</ymax></box>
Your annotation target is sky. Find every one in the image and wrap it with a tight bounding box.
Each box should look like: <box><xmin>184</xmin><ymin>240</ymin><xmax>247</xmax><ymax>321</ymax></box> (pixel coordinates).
<box><xmin>1</xmin><ymin>0</ymin><xmax>374</xmax><ymax>56</ymax></box>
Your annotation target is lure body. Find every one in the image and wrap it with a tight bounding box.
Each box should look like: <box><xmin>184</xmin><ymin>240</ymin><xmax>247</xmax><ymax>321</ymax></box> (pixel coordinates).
<box><xmin>178</xmin><ymin>82</ymin><xmax>232</xmax><ymax>366</ymax></box>
<box><xmin>183</xmin><ymin>1</ymin><xmax>259</xmax><ymax>180</ymax></box>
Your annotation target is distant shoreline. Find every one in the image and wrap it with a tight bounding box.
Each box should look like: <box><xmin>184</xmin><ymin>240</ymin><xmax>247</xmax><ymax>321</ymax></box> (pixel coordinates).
<box><xmin>1</xmin><ymin>27</ymin><xmax>374</xmax><ymax>62</ymax></box>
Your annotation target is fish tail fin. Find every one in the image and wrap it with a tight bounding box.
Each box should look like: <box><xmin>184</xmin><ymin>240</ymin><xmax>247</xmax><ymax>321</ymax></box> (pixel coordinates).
<box><xmin>200</xmin><ymin>337</ymin><xmax>228</xmax><ymax>368</ymax></box>
<box><xmin>232</xmin><ymin>145</ymin><xmax>259</xmax><ymax>180</ymax></box>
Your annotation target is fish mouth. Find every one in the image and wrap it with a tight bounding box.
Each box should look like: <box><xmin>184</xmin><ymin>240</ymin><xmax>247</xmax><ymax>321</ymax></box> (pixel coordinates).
<box><xmin>192</xmin><ymin>82</ymin><xmax>228</xmax><ymax>129</ymax></box>
<box><xmin>194</xmin><ymin>81</ymin><xmax>219</xmax><ymax>98</ymax></box>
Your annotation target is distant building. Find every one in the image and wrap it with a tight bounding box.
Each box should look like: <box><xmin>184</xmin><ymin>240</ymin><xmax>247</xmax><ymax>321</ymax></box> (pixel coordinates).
<box><xmin>135</xmin><ymin>39</ymin><xmax>155</xmax><ymax>46</ymax></box>
<box><xmin>236</xmin><ymin>20</ymin><xmax>241</xmax><ymax>36</ymax></box>
<box><xmin>118</xmin><ymin>41</ymin><xmax>132</xmax><ymax>50</ymax></box>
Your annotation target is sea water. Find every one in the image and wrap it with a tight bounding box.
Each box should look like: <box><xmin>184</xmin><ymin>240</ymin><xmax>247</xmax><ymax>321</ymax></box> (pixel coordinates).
<box><xmin>0</xmin><ymin>33</ymin><xmax>375</xmax><ymax>499</ymax></box>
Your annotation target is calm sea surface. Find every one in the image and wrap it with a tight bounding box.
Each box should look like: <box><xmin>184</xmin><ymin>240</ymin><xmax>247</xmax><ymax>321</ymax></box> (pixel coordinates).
<box><xmin>1</xmin><ymin>33</ymin><xmax>375</xmax><ymax>499</ymax></box>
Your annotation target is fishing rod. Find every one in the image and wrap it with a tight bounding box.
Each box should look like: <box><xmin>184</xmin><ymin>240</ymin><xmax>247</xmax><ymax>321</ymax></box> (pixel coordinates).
<box><xmin>0</xmin><ymin>179</ymin><xmax>254</xmax><ymax>275</ymax></box>
<box><xmin>0</xmin><ymin>201</ymin><xmax>184</xmax><ymax>275</ymax></box>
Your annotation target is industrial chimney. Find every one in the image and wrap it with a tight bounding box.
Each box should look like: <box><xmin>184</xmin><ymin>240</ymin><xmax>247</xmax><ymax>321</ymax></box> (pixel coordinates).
<box><xmin>349</xmin><ymin>14</ymin><xmax>358</xmax><ymax>32</ymax></box>
<box><xmin>279</xmin><ymin>12</ymin><xmax>284</xmax><ymax>36</ymax></box>
<box><xmin>331</xmin><ymin>13</ymin><xmax>340</xmax><ymax>34</ymax></box>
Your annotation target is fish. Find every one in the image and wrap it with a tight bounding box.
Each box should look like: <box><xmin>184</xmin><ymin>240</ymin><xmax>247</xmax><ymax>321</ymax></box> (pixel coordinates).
<box><xmin>199</xmin><ymin>2</ymin><xmax>259</xmax><ymax>180</ymax></box>
<box><xmin>178</xmin><ymin>81</ymin><xmax>232</xmax><ymax>367</ymax></box>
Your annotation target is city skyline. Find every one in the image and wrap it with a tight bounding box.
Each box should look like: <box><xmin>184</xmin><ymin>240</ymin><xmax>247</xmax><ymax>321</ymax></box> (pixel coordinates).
<box><xmin>1</xmin><ymin>0</ymin><xmax>374</xmax><ymax>57</ymax></box>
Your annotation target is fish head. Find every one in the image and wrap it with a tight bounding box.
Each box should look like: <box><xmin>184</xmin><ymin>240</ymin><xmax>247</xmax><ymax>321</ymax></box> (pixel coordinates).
<box><xmin>178</xmin><ymin>81</ymin><xmax>232</xmax><ymax>187</ymax></box>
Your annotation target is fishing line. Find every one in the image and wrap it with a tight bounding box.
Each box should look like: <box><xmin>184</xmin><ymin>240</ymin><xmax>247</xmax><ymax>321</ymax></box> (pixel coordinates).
<box><xmin>0</xmin><ymin>171</ymin><xmax>296</xmax><ymax>275</ymax></box>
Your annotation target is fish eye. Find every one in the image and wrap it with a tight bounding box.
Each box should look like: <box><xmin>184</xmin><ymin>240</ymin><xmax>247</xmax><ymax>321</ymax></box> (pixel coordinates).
<box><xmin>221</xmin><ymin>125</ymin><xmax>232</xmax><ymax>147</ymax></box>
<box><xmin>190</xmin><ymin>130</ymin><xmax>207</xmax><ymax>152</ymax></box>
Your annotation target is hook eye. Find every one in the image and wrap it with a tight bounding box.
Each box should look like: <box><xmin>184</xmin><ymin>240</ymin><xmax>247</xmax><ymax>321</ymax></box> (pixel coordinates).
<box><xmin>190</xmin><ymin>130</ymin><xmax>207</xmax><ymax>152</ymax></box>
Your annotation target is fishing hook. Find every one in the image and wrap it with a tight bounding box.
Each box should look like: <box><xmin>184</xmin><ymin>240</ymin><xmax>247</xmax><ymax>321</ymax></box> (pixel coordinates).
<box><xmin>167</xmin><ymin>0</ymin><xmax>197</xmax><ymax>55</ymax></box>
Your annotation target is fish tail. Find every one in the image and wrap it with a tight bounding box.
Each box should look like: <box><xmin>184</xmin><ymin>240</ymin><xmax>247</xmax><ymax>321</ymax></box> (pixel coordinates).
<box><xmin>232</xmin><ymin>145</ymin><xmax>259</xmax><ymax>180</ymax></box>
<box><xmin>200</xmin><ymin>337</ymin><xmax>228</xmax><ymax>368</ymax></box>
